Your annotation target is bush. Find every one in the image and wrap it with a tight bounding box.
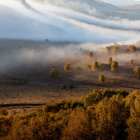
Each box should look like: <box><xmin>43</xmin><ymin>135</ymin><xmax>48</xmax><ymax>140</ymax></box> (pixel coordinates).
<box><xmin>111</xmin><ymin>61</ymin><xmax>118</xmax><ymax>71</ymax></box>
<box><xmin>50</xmin><ymin>69</ymin><xmax>58</xmax><ymax>78</ymax></box>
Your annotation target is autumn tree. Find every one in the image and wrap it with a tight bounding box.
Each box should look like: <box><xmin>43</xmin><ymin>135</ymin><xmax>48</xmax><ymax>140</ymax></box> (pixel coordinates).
<box><xmin>108</xmin><ymin>57</ymin><xmax>112</xmax><ymax>65</ymax></box>
<box><xmin>130</xmin><ymin>59</ymin><xmax>133</xmax><ymax>65</ymax></box>
<box><xmin>105</xmin><ymin>46</ymin><xmax>111</xmax><ymax>53</ymax></box>
<box><xmin>111</xmin><ymin>61</ymin><xmax>118</xmax><ymax>71</ymax></box>
<box><xmin>64</xmin><ymin>64</ymin><xmax>71</xmax><ymax>71</ymax></box>
<box><xmin>62</xmin><ymin>108</ymin><xmax>91</xmax><ymax>140</ymax></box>
<box><xmin>129</xmin><ymin>45</ymin><xmax>136</xmax><ymax>52</ymax></box>
<box><xmin>99</xmin><ymin>74</ymin><xmax>105</xmax><ymax>83</ymax></box>
<box><xmin>87</xmin><ymin>51</ymin><xmax>93</xmax><ymax>58</ymax></box>
<box><xmin>112</xmin><ymin>44</ymin><xmax>118</xmax><ymax>54</ymax></box>
<box><xmin>127</xmin><ymin>94</ymin><xmax>140</xmax><ymax>140</ymax></box>
<box><xmin>133</xmin><ymin>66</ymin><xmax>140</xmax><ymax>79</ymax></box>
<box><xmin>50</xmin><ymin>69</ymin><xmax>58</xmax><ymax>78</ymax></box>
<box><xmin>91</xmin><ymin>61</ymin><xmax>99</xmax><ymax>71</ymax></box>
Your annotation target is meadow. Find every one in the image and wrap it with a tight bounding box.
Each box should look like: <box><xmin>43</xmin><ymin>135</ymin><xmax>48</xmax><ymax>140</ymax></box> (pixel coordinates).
<box><xmin>0</xmin><ymin>39</ymin><xmax>140</xmax><ymax>139</ymax></box>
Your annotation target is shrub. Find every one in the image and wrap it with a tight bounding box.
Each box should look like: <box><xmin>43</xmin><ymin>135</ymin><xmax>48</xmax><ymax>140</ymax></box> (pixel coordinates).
<box><xmin>133</xmin><ymin>66</ymin><xmax>140</xmax><ymax>79</ymax></box>
<box><xmin>50</xmin><ymin>69</ymin><xmax>58</xmax><ymax>78</ymax></box>
<box><xmin>87</xmin><ymin>51</ymin><xmax>93</xmax><ymax>58</ymax></box>
<box><xmin>91</xmin><ymin>61</ymin><xmax>99</xmax><ymax>71</ymax></box>
<box><xmin>99</xmin><ymin>74</ymin><xmax>105</xmax><ymax>83</ymax></box>
<box><xmin>111</xmin><ymin>61</ymin><xmax>118</xmax><ymax>71</ymax></box>
<box><xmin>64</xmin><ymin>64</ymin><xmax>71</xmax><ymax>71</ymax></box>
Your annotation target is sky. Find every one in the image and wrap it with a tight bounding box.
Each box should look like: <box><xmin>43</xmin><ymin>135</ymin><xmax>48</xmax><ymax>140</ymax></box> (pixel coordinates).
<box><xmin>103</xmin><ymin>0</ymin><xmax>140</xmax><ymax>6</ymax></box>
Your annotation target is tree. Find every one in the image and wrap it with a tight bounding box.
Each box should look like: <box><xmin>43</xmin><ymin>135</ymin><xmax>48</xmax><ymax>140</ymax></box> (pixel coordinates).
<box><xmin>92</xmin><ymin>95</ymin><xmax>129</xmax><ymax>140</ymax></box>
<box><xmin>50</xmin><ymin>69</ymin><xmax>58</xmax><ymax>78</ymax></box>
<box><xmin>129</xmin><ymin>45</ymin><xmax>136</xmax><ymax>52</ymax></box>
<box><xmin>62</xmin><ymin>108</ymin><xmax>91</xmax><ymax>140</ymax></box>
<box><xmin>127</xmin><ymin>94</ymin><xmax>140</xmax><ymax>140</ymax></box>
<box><xmin>112</xmin><ymin>44</ymin><xmax>118</xmax><ymax>54</ymax></box>
<box><xmin>64</xmin><ymin>64</ymin><xmax>71</xmax><ymax>71</ymax></box>
<box><xmin>130</xmin><ymin>59</ymin><xmax>133</xmax><ymax>65</ymax></box>
<box><xmin>91</xmin><ymin>61</ymin><xmax>99</xmax><ymax>71</ymax></box>
<box><xmin>87</xmin><ymin>51</ymin><xmax>93</xmax><ymax>58</ymax></box>
<box><xmin>111</xmin><ymin>61</ymin><xmax>118</xmax><ymax>71</ymax></box>
<box><xmin>108</xmin><ymin>57</ymin><xmax>112</xmax><ymax>65</ymax></box>
<box><xmin>105</xmin><ymin>46</ymin><xmax>111</xmax><ymax>53</ymax></box>
<box><xmin>133</xmin><ymin>66</ymin><xmax>140</xmax><ymax>79</ymax></box>
<box><xmin>99</xmin><ymin>74</ymin><xmax>105</xmax><ymax>83</ymax></box>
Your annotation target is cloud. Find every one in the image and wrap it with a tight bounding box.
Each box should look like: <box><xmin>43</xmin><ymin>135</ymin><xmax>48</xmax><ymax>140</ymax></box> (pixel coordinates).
<box><xmin>0</xmin><ymin>0</ymin><xmax>140</xmax><ymax>43</ymax></box>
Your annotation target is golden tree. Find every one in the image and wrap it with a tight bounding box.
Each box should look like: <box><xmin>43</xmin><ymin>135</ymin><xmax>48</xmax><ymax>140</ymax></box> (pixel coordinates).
<box><xmin>129</xmin><ymin>45</ymin><xmax>136</xmax><ymax>52</ymax></box>
<box><xmin>112</xmin><ymin>45</ymin><xmax>118</xmax><ymax>54</ymax></box>
<box><xmin>111</xmin><ymin>61</ymin><xmax>118</xmax><ymax>71</ymax></box>
<box><xmin>91</xmin><ymin>61</ymin><xmax>99</xmax><ymax>71</ymax></box>
<box><xmin>99</xmin><ymin>74</ymin><xmax>105</xmax><ymax>83</ymax></box>
<box><xmin>130</xmin><ymin>59</ymin><xmax>133</xmax><ymax>65</ymax></box>
<box><xmin>105</xmin><ymin>46</ymin><xmax>111</xmax><ymax>53</ymax></box>
<box><xmin>64</xmin><ymin>64</ymin><xmax>71</xmax><ymax>71</ymax></box>
<box><xmin>87</xmin><ymin>51</ymin><xmax>93</xmax><ymax>58</ymax></box>
<box><xmin>50</xmin><ymin>69</ymin><xmax>58</xmax><ymax>78</ymax></box>
<box><xmin>108</xmin><ymin>57</ymin><xmax>112</xmax><ymax>64</ymax></box>
<box><xmin>133</xmin><ymin>66</ymin><xmax>140</xmax><ymax>79</ymax></box>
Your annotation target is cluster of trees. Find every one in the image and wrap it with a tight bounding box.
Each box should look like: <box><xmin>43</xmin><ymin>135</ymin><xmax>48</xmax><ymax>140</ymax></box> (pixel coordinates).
<box><xmin>0</xmin><ymin>89</ymin><xmax>139</xmax><ymax>140</ymax></box>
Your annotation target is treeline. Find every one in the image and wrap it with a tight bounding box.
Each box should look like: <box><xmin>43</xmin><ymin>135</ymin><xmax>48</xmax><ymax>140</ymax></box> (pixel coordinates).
<box><xmin>0</xmin><ymin>89</ymin><xmax>140</xmax><ymax>140</ymax></box>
